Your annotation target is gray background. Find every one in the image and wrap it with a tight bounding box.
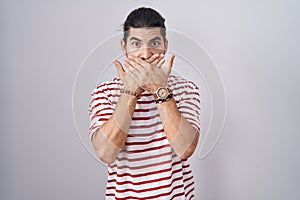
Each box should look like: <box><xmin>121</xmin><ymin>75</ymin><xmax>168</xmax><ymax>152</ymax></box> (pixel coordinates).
<box><xmin>1</xmin><ymin>0</ymin><xmax>299</xmax><ymax>199</ymax></box>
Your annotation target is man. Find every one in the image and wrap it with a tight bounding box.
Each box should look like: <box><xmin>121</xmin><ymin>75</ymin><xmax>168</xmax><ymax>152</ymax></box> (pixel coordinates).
<box><xmin>89</xmin><ymin>7</ymin><xmax>200</xmax><ymax>199</ymax></box>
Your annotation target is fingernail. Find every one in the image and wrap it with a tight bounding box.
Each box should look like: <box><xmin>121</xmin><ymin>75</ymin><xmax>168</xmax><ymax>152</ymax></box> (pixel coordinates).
<box><xmin>160</xmin><ymin>54</ymin><xmax>164</xmax><ymax>57</ymax></box>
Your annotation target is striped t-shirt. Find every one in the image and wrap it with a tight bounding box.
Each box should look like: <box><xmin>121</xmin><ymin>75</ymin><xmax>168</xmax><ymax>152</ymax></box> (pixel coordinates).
<box><xmin>89</xmin><ymin>75</ymin><xmax>201</xmax><ymax>200</ymax></box>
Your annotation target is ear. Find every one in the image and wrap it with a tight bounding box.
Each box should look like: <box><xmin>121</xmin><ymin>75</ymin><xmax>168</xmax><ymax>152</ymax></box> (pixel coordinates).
<box><xmin>120</xmin><ymin>39</ymin><xmax>126</xmax><ymax>54</ymax></box>
<box><xmin>164</xmin><ymin>38</ymin><xmax>168</xmax><ymax>54</ymax></box>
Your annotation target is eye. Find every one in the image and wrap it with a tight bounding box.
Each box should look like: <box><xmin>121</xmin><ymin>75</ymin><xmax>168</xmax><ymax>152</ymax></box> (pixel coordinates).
<box><xmin>132</xmin><ymin>41</ymin><xmax>141</xmax><ymax>48</ymax></box>
<box><xmin>151</xmin><ymin>40</ymin><xmax>160</xmax><ymax>47</ymax></box>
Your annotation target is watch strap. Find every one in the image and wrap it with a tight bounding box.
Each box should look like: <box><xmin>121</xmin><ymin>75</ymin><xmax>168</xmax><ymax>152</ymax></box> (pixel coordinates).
<box><xmin>155</xmin><ymin>93</ymin><xmax>173</xmax><ymax>104</ymax></box>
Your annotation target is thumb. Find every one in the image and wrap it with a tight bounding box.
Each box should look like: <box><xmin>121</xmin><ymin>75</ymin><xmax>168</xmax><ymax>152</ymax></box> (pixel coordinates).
<box><xmin>164</xmin><ymin>54</ymin><xmax>175</xmax><ymax>74</ymax></box>
<box><xmin>113</xmin><ymin>60</ymin><xmax>125</xmax><ymax>78</ymax></box>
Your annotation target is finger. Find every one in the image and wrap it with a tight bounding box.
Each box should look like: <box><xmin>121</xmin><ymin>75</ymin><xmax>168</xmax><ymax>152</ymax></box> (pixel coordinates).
<box><xmin>127</xmin><ymin>55</ymin><xmax>149</xmax><ymax>67</ymax></box>
<box><xmin>157</xmin><ymin>58</ymin><xmax>165</xmax><ymax>68</ymax></box>
<box><xmin>127</xmin><ymin>67</ymin><xmax>139</xmax><ymax>80</ymax></box>
<box><xmin>146</xmin><ymin>54</ymin><xmax>160</xmax><ymax>63</ymax></box>
<box><xmin>125</xmin><ymin>57</ymin><xmax>141</xmax><ymax>68</ymax></box>
<box><xmin>124</xmin><ymin>60</ymin><xmax>132</xmax><ymax>68</ymax></box>
<box><xmin>113</xmin><ymin>60</ymin><xmax>125</xmax><ymax>78</ymax></box>
<box><xmin>127</xmin><ymin>65</ymin><xmax>140</xmax><ymax>77</ymax></box>
<box><xmin>151</xmin><ymin>54</ymin><xmax>164</xmax><ymax>65</ymax></box>
<box><xmin>164</xmin><ymin>54</ymin><xmax>175</xmax><ymax>74</ymax></box>
<box><xmin>125</xmin><ymin>61</ymin><xmax>141</xmax><ymax>76</ymax></box>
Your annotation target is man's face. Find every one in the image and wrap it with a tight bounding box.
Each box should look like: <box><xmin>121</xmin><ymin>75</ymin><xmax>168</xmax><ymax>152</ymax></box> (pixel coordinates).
<box><xmin>121</xmin><ymin>27</ymin><xmax>168</xmax><ymax>60</ymax></box>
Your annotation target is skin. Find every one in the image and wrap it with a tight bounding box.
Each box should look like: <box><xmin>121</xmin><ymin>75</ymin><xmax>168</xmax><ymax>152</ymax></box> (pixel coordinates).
<box><xmin>91</xmin><ymin>27</ymin><xmax>199</xmax><ymax>164</ymax></box>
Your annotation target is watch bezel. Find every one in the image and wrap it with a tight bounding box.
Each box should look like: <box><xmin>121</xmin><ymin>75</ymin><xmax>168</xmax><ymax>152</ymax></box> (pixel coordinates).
<box><xmin>157</xmin><ymin>87</ymin><xmax>169</xmax><ymax>99</ymax></box>
<box><xmin>154</xmin><ymin>86</ymin><xmax>172</xmax><ymax>100</ymax></box>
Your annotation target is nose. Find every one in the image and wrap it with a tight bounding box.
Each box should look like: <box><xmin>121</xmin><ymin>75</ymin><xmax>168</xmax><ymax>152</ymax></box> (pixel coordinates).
<box><xmin>139</xmin><ymin>47</ymin><xmax>152</xmax><ymax>60</ymax></box>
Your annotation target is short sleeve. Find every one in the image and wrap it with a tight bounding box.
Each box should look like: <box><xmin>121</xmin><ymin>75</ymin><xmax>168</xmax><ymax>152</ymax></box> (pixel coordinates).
<box><xmin>178</xmin><ymin>81</ymin><xmax>201</xmax><ymax>133</ymax></box>
<box><xmin>88</xmin><ymin>85</ymin><xmax>113</xmax><ymax>141</ymax></box>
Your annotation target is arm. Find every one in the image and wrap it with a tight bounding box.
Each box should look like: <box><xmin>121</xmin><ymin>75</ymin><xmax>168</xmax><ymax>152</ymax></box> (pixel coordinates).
<box><xmin>91</xmin><ymin>93</ymin><xmax>137</xmax><ymax>164</ymax></box>
<box><xmin>156</xmin><ymin>98</ymin><xmax>199</xmax><ymax>160</ymax></box>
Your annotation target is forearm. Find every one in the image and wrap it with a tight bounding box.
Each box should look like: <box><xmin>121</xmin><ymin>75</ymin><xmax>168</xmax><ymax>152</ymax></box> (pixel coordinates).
<box><xmin>92</xmin><ymin>93</ymin><xmax>137</xmax><ymax>164</ymax></box>
<box><xmin>156</xmin><ymin>98</ymin><xmax>199</xmax><ymax>160</ymax></box>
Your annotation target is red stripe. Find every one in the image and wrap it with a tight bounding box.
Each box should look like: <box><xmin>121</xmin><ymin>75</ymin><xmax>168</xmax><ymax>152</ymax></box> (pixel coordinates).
<box><xmin>108</xmin><ymin>160</ymin><xmax>182</xmax><ymax>178</ymax></box>
<box><xmin>106</xmin><ymin>177</ymin><xmax>183</xmax><ymax>194</ymax></box>
<box><xmin>191</xmin><ymin>123</ymin><xmax>201</xmax><ymax>133</ymax></box>
<box><xmin>96</xmin><ymin>79</ymin><xmax>121</xmax><ymax>89</ymax></box>
<box><xmin>182</xmin><ymin>101</ymin><xmax>201</xmax><ymax>110</ymax></box>
<box><xmin>128</xmin><ymin>128</ymin><xmax>164</xmax><ymax>137</ymax></box>
<box><xmin>168</xmin><ymin>79</ymin><xmax>190</xmax><ymax>86</ymax></box>
<box><xmin>175</xmin><ymin>90</ymin><xmax>200</xmax><ymax>98</ymax></box>
<box><xmin>90</xmin><ymin>96</ymin><xmax>109</xmax><ymax>104</ymax></box>
<box><xmin>183</xmin><ymin>163</ymin><xmax>190</xmax><ymax>168</ymax></box>
<box><xmin>130</xmin><ymin>121</ymin><xmax>162</xmax><ymax>129</ymax></box>
<box><xmin>184</xmin><ymin>116</ymin><xmax>198</xmax><ymax>123</ymax></box>
<box><xmin>132</xmin><ymin>113</ymin><xmax>159</xmax><ymax>121</ymax></box>
<box><xmin>182</xmin><ymin>97</ymin><xmax>201</xmax><ymax>103</ymax></box>
<box><xmin>93</xmin><ymin>106</ymin><xmax>157</xmax><ymax>114</ymax></box>
<box><xmin>184</xmin><ymin>182</ymin><xmax>195</xmax><ymax>199</ymax></box>
<box><xmin>187</xmin><ymin>81</ymin><xmax>199</xmax><ymax>89</ymax></box>
<box><xmin>179</xmin><ymin>106</ymin><xmax>200</xmax><ymax>114</ymax></box>
<box><xmin>92</xmin><ymin>87</ymin><xmax>120</xmax><ymax>95</ymax></box>
<box><xmin>91</xmin><ymin>113</ymin><xmax>111</xmax><ymax>121</ymax></box>
<box><xmin>183</xmin><ymin>170</ymin><xmax>192</xmax><ymax>176</ymax></box>
<box><xmin>184</xmin><ymin>181</ymin><xmax>195</xmax><ymax>196</ymax></box>
<box><xmin>125</xmin><ymin>136</ymin><xmax>166</xmax><ymax>146</ymax></box>
<box><xmin>108</xmin><ymin>159</ymin><xmax>173</xmax><ymax>171</ymax></box>
<box><xmin>181</xmin><ymin>115</ymin><xmax>200</xmax><ymax>128</ymax></box>
<box><xmin>171</xmin><ymin>192</ymin><xmax>186</xmax><ymax>200</ymax></box>
<box><xmin>183</xmin><ymin>175</ymin><xmax>194</xmax><ymax>183</ymax></box>
<box><xmin>123</xmin><ymin>144</ymin><xmax>169</xmax><ymax>154</ymax></box>
<box><xmin>181</xmin><ymin>110</ymin><xmax>199</xmax><ymax>118</ymax></box>
<box><xmin>116</xmin><ymin>151</ymin><xmax>172</xmax><ymax>162</ymax></box>
<box><xmin>108</xmin><ymin>154</ymin><xmax>178</xmax><ymax>172</ymax></box>
<box><xmin>107</xmin><ymin>184</ymin><xmax>184</xmax><ymax>199</ymax></box>
<box><xmin>94</xmin><ymin>107</ymin><xmax>112</xmax><ymax>115</ymax></box>
<box><xmin>172</xmin><ymin>84</ymin><xmax>195</xmax><ymax>91</ymax></box>
<box><xmin>89</xmin><ymin>123</ymin><xmax>100</xmax><ymax>132</ymax></box>
<box><xmin>107</xmin><ymin>168</ymin><xmax>182</xmax><ymax>185</ymax></box>
<box><xmin>90</xmin><ymin>102</ymin><xmax>111</xmax><ymax>111</ymax></box>
<box><xmin>107</xmin><ymin>93</ymin><xmax>120</xmax><ymax>98</ymax></box>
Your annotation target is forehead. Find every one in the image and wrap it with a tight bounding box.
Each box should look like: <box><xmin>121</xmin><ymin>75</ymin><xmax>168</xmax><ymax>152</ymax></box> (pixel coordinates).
<box><xmin>127</xmin><ymin>27</ymin><xmax>163</xmax><ymax>41</ymax></box>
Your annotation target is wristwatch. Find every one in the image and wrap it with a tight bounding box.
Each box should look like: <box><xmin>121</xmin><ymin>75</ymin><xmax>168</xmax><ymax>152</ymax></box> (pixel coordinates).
<box><xmin>153</xmin><ymin>86</ymin><xmax>173</xmax><ymax>104</ymax></box>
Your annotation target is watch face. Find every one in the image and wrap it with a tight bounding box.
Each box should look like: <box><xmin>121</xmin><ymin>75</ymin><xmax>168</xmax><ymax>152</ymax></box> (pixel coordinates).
<box><xmin>157</xmin><ymin>87</ymin><xmax>168</xmax><ymax>99</ymax></box>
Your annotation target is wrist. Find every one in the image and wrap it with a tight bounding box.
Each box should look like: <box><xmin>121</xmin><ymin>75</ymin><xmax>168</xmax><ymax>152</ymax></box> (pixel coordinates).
<box><xmin>155</xmin><ymin>93</ymin><xmax>173</xmax><ymax>104</ymax></box>
<box><xmin>153</xmin><ymin>86</ymin><xmax>173</xmax><ymax>104</ymax></box>
<box><xmin>149</xmin><ymin>84</ymin><xmax>167</xmax><ymax>94</ymax></box>
<box><xmin>120</xmin><ymin>88</ymin><xmax>141</xmax><ymax>99</ymax></box>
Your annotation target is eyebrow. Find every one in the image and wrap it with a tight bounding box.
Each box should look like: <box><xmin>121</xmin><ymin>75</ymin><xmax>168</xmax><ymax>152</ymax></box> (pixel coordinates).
<box><xmin>149</xmin><ymin>37</ymin><xmax>162</xmax><ymax>42</ymax></box>
<box><xmin>129</xmin><ymin>36</ymin><xmax>162</xmax><ymax>42</ymax></box>
<box><xmin>129</xmin><ymin>37</ymin><xmax>142</xmax><ymax>41</ymax></box>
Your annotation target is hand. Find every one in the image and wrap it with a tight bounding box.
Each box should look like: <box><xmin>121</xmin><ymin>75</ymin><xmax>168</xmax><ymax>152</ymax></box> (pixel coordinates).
<box><xmin>113</xmin><ymin>54</ymin><xmax>165</xmax><ymax>94</ymax></box>
<box><xmin>113</xmin><ymin>60</ymin><xmax>144</xmax><ymax>95</ymax></box>
<box><xmin>124</xmin><ymin>54</ymin><xmax>175</xmax><ymax>93</ymax></box>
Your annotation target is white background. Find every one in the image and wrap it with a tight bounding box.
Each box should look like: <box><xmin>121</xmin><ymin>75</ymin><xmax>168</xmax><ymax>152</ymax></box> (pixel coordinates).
<box><xmin>1</xmin><ymin>0</ymin><xmax>299</xmax><ymax>199</ymax></box>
